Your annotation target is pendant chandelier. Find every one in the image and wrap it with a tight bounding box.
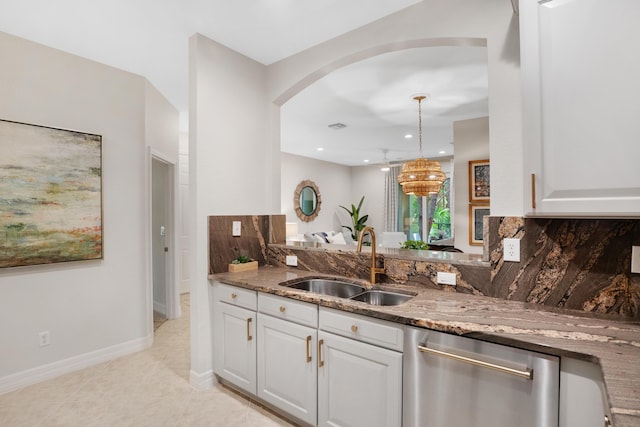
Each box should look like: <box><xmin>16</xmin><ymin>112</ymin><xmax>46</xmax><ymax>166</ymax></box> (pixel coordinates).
<box><xmin>397</xmin><ymin>95</ymin><xmax>446</xmax><ymax>196</ymax></box>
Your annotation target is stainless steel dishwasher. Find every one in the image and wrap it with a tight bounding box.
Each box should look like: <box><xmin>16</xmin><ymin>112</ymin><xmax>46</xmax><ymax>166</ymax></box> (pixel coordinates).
<box><xmin>403</xmin><ymin>326</ymin><xmax>560</xmax><ymax>427</ymax></box>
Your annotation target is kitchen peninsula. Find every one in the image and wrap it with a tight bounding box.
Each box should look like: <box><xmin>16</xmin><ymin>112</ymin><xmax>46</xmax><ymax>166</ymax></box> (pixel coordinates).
<box><xmin>210</xmin><ymin>265</ymin><xmax>640</xmax><ymax>427</ymax></box>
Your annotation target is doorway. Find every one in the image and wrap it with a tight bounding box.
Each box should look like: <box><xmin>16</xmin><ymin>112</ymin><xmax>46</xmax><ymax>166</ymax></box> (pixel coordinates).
<box><xmin>151</xmin><ymin>156</ymin><xmax>177</xmax><ymax>329</ymax></box>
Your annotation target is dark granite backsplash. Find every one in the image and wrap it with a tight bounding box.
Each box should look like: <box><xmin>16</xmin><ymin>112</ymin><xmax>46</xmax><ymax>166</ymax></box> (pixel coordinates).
<box><xmin>208</xmin><ymin>215</ymin><xmax>285</xmax><ymax>274</ymax></box>
<box><xmin>209</xmin><ymin>214</ymin><xmax>640</xmax><ymax>319</ymax></box>
<box><xmin>489</xmin><ymin>217</ymin><xmax>640</xmax><ymax>319</ymax></box>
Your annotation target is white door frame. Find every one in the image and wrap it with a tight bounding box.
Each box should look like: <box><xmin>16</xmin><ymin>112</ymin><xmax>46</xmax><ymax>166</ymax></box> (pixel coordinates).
<box><xmin>149</xmin><ymin>149</ymin><xmax>179</xmax><ymax>320</ymax></box>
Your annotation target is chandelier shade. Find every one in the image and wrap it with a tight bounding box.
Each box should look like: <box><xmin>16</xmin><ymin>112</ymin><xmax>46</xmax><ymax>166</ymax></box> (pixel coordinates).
<box><xmin>397</xmin><ymin>158</ymin><xmax>446</xmax><ymax>195</ymax></box>
<box><xmin>397</xmin><ymin>95</ymin><xmax>445</xmax><ymax>196</ymax></box>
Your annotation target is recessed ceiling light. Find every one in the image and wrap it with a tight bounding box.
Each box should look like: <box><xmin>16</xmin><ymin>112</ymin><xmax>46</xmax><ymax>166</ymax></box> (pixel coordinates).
<box><xmin>404</xmin><ymin>134</ymin><xmax>413</xmax><ymax>139</ymax></box>
<box><xmin>317</xmin><ymin>147</ymin><xmax>324</xmax><ymax>151</ymax></box>
<box><xmin>439</xmin><ymin>150</ymin><xmax>446</xmax><ymax>154</ymax></box>
<box><xmin>363</xmin><ymin>159</ymin><xmax>370</xmax><ymax>163</ymax></box>
<box><xmin>328</xmin><ymin>122</ymin><xmax>347</xmax><ymax>130</ymax></box>
<box><xmin>380</xmin><ymin>166</ymin><xmax>390</xmax><ymax>172</ymax></box>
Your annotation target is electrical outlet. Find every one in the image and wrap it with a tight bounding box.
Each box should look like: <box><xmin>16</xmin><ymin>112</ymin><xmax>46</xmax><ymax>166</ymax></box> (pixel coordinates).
<box><xmin>39</xmin><ymin>331</ymin><xmax>50</xmax><ymax>347</ymax></box>
<box><xmin>232</xmin><ymin>221</ymin><xmax>241</xmax><ymax>236</ymax></box>
<box><xmin>286</xmin><ymin>255</ymin><xmax>298</xmax><ymax>267</ymax></box>
<box><xmin>503</xmin><ymin>238</ymin><xmax>520</xmax><ymax>262</ymax></box>
<box><xmin>437</xmin><ymin>272</ymin><xmax>456</xmax><ymax>286</ymax></box>
<box><xmin>632</xmin><ymin>246</ymin><xmax>640</xmax><ymax>274</ymax></box>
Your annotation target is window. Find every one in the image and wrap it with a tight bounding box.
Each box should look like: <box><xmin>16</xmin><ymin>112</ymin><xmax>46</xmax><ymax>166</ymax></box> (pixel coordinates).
<box><xmin>398</xmin><ymin>178</ymin><xmax>451</xmax><ymax>244</ymax></box>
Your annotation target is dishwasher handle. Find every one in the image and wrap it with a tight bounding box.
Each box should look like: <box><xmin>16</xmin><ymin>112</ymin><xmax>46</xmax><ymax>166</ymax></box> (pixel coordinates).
<box><xmin>418</xmin><ymin>345</ymin><xmax>533</xmax><ymax>380</ymax></box>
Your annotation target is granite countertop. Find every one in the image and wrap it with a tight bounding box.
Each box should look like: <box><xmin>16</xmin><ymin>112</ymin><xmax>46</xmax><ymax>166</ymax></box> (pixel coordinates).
<box><xmin>210</xmin><ymin>266</ymin><xmax>640</xmax><ymax>427</ymax></box>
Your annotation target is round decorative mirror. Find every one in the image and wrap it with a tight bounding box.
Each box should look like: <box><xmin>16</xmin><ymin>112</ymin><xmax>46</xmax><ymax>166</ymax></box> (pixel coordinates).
<box><xmin>294</xmin><ymin>180</ymin><xmax>321</xmax><ymax>222</ymax></box>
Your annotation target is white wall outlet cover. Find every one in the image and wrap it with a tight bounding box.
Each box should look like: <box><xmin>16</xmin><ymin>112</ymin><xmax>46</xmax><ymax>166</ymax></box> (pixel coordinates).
<box><xmin>632</xmin><ymin>246</ymin><xmax>640</xmax><ymax>274</ymax></box>
<box><xmin>437</xmin><ymin>272</ymin><xmax>456</xmax><ymax>286</ymax></box>
<box><xmin>232</xmin><ymin>221</ymin><xmax>241</xmax><ymax>236</ymax></box>
<box><xmin>286</xmin><ymin>255</ymin><xmax>298</xmax><ymax>267</ymax></box>
<box><xmin>503</xmin><ymin>238</ymin><xmax>521</xmax><ymax>262</ymax></box>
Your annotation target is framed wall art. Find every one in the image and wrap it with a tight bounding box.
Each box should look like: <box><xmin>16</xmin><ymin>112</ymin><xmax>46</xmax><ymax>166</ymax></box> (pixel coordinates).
<box><xmin>0</xmin><ymin>119</ymin><xmax>103</xmax><ymax>268</ymax></box>
<box><xmin>469</xmin><ymin>159</ymin><xmax>490</xmax><ymax>202</ymax></box>
<box><xmin>469</xmin><ymin>204</ymin><xmax>490</xmax><ymax>246</ymax></box>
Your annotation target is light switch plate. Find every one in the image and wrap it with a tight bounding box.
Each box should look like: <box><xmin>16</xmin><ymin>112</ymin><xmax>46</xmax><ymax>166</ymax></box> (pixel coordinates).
<box><xmin>286</xmin><ymin>255</ymin><xmax>298</xmax><ymax>267</ymax></box>
<box><xmin>232</xmin><ymin>221</ymin><xmax>241</xmax><ymax>236</ymax></box>
<box><xmin>632</xmin><ymin>246</ymin><xmax>640</xmax><ymax>274</ymax></box>
<box><xmin>503</xmin><ymin>238</ymin><xmax>521</xmax><ymax>262</ymax></box>
<box><xmin>437</xmin><ymin>272</ymin><xmax>456</xmax><ymax>286</ymax></box>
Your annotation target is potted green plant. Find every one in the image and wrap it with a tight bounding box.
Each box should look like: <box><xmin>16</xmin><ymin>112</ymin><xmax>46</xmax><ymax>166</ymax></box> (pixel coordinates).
<box><xmin>339</xmin><ymin>196</ymin><xmax>368</xmax><ymax>242</ymax></box>
<box><xmin>400</xmin><ymin>240</ymin><xmax>429</xmax><ymax>250</ymax></box>
<box><xmin>228</xmin><ymin>255</ymin><xmax>258</xmax><ymax>272</ymax></box>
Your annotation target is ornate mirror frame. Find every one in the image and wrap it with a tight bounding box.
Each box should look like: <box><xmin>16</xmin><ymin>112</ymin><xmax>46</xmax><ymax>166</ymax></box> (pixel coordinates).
<box><xmin>294</xmin><ymin>180</ymin><xmax>321</xmax><ymax>222</ymax></box>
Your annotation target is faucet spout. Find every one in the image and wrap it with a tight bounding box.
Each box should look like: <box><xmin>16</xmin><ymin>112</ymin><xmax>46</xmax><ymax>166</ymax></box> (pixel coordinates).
<box><xmin>356</xmin><ymin>226</ymin><xmax>385</xmax><ymax>284</ymax></box>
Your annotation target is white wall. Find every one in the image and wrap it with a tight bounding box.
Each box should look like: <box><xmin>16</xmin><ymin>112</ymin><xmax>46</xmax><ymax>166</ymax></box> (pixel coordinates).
<box><xmin>453</xmin><ymin>117</ymin><xmax>490</xmax><ymax>254</ymax></box>
<box><xmin>0</xmin><ymin>31</ymin><xmax>178</xmax><ymax>392</ymax></box>
<box><xmin>281</xmin><ymin>152</ymin><xmax>351</xmax><ymax>235</ymax></box>
<box><xmin>189</xmin><ymin>34</ymin><xmax>273</xmax><ymax>387</ymax></box>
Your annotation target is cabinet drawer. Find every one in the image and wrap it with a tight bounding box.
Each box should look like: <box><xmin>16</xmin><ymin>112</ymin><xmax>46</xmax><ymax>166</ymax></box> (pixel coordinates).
<box><xmin>215</xmin><ymin>282</ymin><xmax>257</xmax><ymax>310</ymax></box>
<box><xmin>258</xmin><ymin>293</ymin><xmax>318</xmax><ymax>328</ymax></box>
<box><xmin>319</xmin><ymin>307</ymin><xmax>403</xmax><ymax>351</ymax></box>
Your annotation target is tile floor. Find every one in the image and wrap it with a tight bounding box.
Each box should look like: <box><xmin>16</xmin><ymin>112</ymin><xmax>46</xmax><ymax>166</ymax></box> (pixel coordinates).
<box><xmin>0</xmin><ymin>294</ymin><xmax>295</xmax><ymax>427</ymax></box>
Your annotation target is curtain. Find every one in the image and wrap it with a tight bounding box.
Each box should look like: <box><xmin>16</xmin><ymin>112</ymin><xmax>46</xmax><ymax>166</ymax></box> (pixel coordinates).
<box><xmin>383</xmin><ymin>166</ymin><xmax>401</xmax><ymax>232</ymax></box>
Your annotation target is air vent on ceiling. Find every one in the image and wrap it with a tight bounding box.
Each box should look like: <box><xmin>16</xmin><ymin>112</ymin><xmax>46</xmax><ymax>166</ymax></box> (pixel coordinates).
<box><xmin>328</xmin><ymin>122</ymin><xmax>347</xmax><ymax>130</ymax></box>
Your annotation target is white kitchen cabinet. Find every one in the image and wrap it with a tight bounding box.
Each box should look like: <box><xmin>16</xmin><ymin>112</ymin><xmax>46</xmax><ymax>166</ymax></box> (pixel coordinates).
<box><xmin>520</xmin><ymin>0</ymin><xmax>640</xmax><ymax>216</ymax></box>
<box><xmin>318</xmin><ymin>308</ymin><xmax>403</xmax><ymax>427</ymax></box>
<box><xmin>257</xmin><ymin>294</ymin><xmax>318</xmax><ymax>426</ymax></box>
<box><xmin>212</xmin><ymin>282</ymin><xmax>257</xmax><ymax>394</ymax></box>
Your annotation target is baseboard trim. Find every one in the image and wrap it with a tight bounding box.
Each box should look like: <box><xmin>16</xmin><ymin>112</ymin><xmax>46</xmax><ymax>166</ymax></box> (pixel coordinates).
<box><xmin>189</xmin><ymin>369</ymin><xmax>215</xmax><ymax>390</ymax></box>
<box><xmin>0</xmin><ymin>334</ymin><xmax>153</xmax><ymax>395</ymax></box>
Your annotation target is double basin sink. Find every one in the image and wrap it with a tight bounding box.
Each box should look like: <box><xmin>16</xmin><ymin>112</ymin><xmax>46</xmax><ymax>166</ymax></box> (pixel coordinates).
<box><xmin>283</xmin><ymin>278</ymin><xmax>414</xmax><ymax>306</ymax></box>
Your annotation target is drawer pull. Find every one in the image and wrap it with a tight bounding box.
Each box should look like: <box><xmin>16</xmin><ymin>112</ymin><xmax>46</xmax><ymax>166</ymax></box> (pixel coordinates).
<box><xmin>279</xmin><ymin>306</ymin><xmax>286</xmax><ymax>313</ymax></box>
<box><xmin>318</xmin><ymin>339</ymin><xmax>324</xmax><ymax>368</ymax></box>
<box><xmin>351</xmin><ymin>325</ymin><xmax>358</xmax><ymax>333</ymax></box>
<box><xmin>231</xmin><ymin>293</ymin><xmax>237</xmax><ymax>299</ymax></box>
<box><xmin>418</xmin><ymin>345</ymin><xmax>533</xmax><ymax>380</ymax></box>
<box><xmin>246</xmin><ymin>318</ymin><xmax>253</xmax><ymax>341</ymax></box>
<box><xmin>306</xmin><ymin>335</ymin><xmax>312</xmax><ymax>363</ymax></box>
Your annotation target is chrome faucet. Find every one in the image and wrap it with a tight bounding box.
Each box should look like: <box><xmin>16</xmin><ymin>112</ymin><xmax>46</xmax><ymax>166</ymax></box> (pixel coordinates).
<box><xmin>356</xmin><ymin>226</ymin><xmax>385</xmax><ymax>284</ymax></box>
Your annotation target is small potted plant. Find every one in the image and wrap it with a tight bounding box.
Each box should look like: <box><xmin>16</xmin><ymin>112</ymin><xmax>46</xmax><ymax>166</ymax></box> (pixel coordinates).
<box><xmin>400</xmin><ymin>240</ymin><xmax>430</xmax><ymax>250</ymax></box>
<box><xmin>228</xmin><ymin>255</ymin><xmax>258</xmax><ymax>272</ymax></box>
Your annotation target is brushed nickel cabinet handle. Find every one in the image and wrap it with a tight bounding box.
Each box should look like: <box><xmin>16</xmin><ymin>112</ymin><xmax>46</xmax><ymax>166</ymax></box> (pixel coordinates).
<box><xmin>306</xmin><ymin>335</ymin><xmax>312</xmax><ymax>363</ymax></box>
<box><xmin>318</xmin><ymin>339</ymin><xmax>324</xmax><ymax>368</ymax></box>
<box><xmin>246</xmin><ymin>318</ymin><xmax>253</xmax><ymax>341</ymax></box>
<box><xmin>418</xmin><ymin>345</ymin><xmax>533</xmax><ymax>380</ymax></box>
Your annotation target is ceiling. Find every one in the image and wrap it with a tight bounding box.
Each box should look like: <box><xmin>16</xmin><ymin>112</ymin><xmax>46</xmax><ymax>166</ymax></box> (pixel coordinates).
<box><xmin>0</xmin><ymin>0</ymin><xmax>490</xmax><ymax>166</ymax></box>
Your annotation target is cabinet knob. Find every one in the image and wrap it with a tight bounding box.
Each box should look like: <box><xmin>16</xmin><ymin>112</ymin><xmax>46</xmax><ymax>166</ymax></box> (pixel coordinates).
<box><xmin>279</xmin><ymin>306</ymin><xmax>286</xmax><ymax>313</ymax></box>
<box><xmin>231</xmin><ymin>293</ymin><xmax>237</xmax><ymax>299</ymax></box>
<box><xmin>351</xmin><ymin>325</ymin><xmax>358</xmax><ymax>333</ymax></box>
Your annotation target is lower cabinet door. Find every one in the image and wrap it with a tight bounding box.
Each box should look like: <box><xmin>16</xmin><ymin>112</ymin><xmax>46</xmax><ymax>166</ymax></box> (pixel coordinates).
<box><xmin>257</xmin><ymin>313</ymin><xmax>318</xmax><ymax>426</ymax></box>
<box><xmin>213</xmin><ymin>302</ymin><xmax>257</xmax><ymax>394</ymax></box>
<box><xmin>317</xmin><ymin>331</ymin><xmax>402</xmax><ymax>427</ymax></box>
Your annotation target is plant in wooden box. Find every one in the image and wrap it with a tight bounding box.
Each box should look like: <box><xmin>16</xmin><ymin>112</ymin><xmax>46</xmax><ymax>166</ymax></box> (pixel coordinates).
<box><xmin>400</xmin><ymin>240</ymin><xmax>429</xmax><ymax>250</ymax></box>
<box><xmin>228</xmin><ymin>255</ymin><xmax>258</xmax><ymax>272</ymax></box>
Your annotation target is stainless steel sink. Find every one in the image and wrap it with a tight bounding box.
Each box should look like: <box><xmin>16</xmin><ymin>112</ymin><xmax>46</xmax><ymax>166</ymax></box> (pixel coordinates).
<box><xmin>349</xmin><ymin>290</ymin><xmax>413</xmax><ymax>306</ymax></box>
<box><xmin>285</xmin><ymin>278</ymin><xmax>366</xmax><ymax>298</ymax></box>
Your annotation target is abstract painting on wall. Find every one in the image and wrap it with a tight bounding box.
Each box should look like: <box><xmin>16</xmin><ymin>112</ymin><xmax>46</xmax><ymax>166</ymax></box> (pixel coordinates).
<box><xmin>0</xmin><ymin>120</ymin><xmax>102</xmax><ymax>268</ymax></box>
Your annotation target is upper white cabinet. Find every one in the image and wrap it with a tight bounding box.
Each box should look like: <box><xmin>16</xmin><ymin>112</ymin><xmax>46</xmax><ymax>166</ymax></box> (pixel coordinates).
<box><xmin>521</xmin><ymin>0</ymin><xmax>640</xmax><ymax>216</ymax></box>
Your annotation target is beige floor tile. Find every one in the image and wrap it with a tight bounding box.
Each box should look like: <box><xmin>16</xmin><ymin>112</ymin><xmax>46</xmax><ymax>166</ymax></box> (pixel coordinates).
<box><xmin>0</xmin><ymin>294</ymin><xmax>297</xmax><ymax>427</ymax></box>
